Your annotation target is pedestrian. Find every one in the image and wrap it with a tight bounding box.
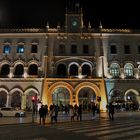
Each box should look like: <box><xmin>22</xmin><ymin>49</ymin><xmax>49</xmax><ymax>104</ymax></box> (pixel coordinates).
<box><xmin>50</xmin><ymin>106</ymin><xmax>57</xmax><ymax>123</ymax></box>
<box><xmin>108</xmin><ymin>102</ymin><xmax>115</xmax><ymax>120</ymax></box>
<box><xmin>39</xmin><ymin>105</ymin><xmax>45</xmax><ymax>125</ymax></box>
<box><xmin>69</xmin><ymin>105</ymin><xmax>75</xmax><ymax>121</ymax></box>
<box><xmin>54</xmin><ymin>105</ymin><xmax>59</xmax><ymax>122</ymax></box>
<box><xmin>77</xmin><ymin>104</ymin><xmax>82</xmax><ymax>121</ymax></box>
<box><xmin>91</xmin><ymin>102</ymin><xmax>97</xmax><ymax>119</ymax></box>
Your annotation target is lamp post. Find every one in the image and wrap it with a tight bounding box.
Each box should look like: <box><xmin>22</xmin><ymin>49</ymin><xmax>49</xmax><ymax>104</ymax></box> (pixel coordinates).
<box><xmin>31</xmin><ymin>96</ymin><xmax>36</xmax><ymax>123</ymax></box>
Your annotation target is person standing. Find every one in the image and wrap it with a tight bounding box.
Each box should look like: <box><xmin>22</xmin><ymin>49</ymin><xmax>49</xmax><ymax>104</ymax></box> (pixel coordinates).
<box><xmin>108</xmin><ymin>102</ymin><xmax>115</xmax><ymax>120</ymax></box>
<box><xmin>50</xmin><ymin>106</ymin><xmax>57</xmax><ymax>123</ymax></box>
<box><xmin>69</xmin><ymin>105</ymin><xmax>75</xmax><ymax>121</ymax></box>
<box><xmin>91</xmin><ymin>102</ymin><xmax>97</xmax><ymax>119</ymax></box>
<box><xmin>39</xmin><ymin>105</ymin><xmax>45</xmax><ymax>125</ymax></box>
<box><xmin>77</xmin><ymin>104</ymin><xmax>82</xmax><ymax>121</ymax></box>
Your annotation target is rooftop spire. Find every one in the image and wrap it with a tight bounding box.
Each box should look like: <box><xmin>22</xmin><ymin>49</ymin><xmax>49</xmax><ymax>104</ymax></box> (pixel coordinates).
<box><xmin>99</xmin><ymin>22</ymin><xmax>103</xmax><ymax>29</ymax></box>
<box><xmin>66</xmin><ymin>0</ymin><xmax>81</xmax><ymax>13</ymax></box>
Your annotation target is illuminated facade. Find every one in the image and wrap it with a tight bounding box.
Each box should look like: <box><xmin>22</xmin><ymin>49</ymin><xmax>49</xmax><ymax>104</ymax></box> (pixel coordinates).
<box><xmin>0</xmin><ymin>5</ymin><xmax>140</xmax><ymax>112</ymax></box>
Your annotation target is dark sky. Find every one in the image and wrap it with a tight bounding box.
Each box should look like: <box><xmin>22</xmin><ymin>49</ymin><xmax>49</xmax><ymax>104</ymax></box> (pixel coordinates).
<box><xmin>0</xmin><ymin>0</ymin><xmax>140</xmax><ymax>29</ymax></box>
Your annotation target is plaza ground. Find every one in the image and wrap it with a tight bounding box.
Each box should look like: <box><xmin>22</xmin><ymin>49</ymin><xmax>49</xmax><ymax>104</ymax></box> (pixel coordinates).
<box><xmin>0</xmin><ymin>111</ymin><xmax>140</xmax><ymax>140</ymax></box>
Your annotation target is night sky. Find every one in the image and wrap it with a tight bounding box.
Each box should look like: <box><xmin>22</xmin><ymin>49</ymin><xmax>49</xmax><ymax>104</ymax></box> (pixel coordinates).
<box><xmin>0</xmin><ymin>0</ymin><xmax>140</xmax><ymax>29</ymax></box>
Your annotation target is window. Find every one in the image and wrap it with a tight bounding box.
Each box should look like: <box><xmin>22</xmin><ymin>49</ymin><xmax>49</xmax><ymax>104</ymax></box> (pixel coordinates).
<box><xmin>138</xmin><ymin>45</ymin><xmax>140</xmax><ymax>54</ymax></box>
<box><xmin>110</xmin><ymin>45</ymin><xmax>117</xmax><ymax>54</ymax></box>
<box><xmin>138</xmin><ymin>65</ymin><xmax>140</xmax><ymax>76</ymax></box>
<box><xmin>17</xmin><ymin>45</ymin><xmax>24</xmax><ymax>53</ymax></box>
<box><xmin>110</xmin><ymin>63</ymin><xmax>120</xmax><ymax>77</ymax></box>
<box><xmin>59</xmin><ymin>44</ymin><xmax>65</xmax><ymax>54</ymax></box>
<box><xmin>71</xmin><ymin>44</ymin><xmax>77</xmax><ymax>54</ymax></box>
<box><xmin>0</xmin><ymin>64</ymin><xmax>10</xmax><ymax>76</ymax></box>
<box><xmin>83</xmin><ymin>45</ymin><xmax>89</xmax><ymax>54</ymax></box>
<box><xmin>124</xmin><ymin>63</ymin><xmax>133</xmax><ymax>77</ymax></box>
<box><xmin>3</xmin><ymin>45</ymin><xmax>10</xmax><ymax>54</ymax></box>
<box><xmin>124</xmin><ymin>45</ymin><xmax>130</xmax><ymax>54</ymax></box>
<box><xmin>31</xmin><ymin>45</ymin><xmax>37</xmax><ymax>53</ymax></box>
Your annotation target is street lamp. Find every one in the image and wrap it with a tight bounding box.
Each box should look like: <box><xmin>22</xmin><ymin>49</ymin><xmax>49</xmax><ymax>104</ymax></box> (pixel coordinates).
<box><xmin>31</xmin><ymin>96</ymin><xmax>36</xmax><ymax>123</ymax></box>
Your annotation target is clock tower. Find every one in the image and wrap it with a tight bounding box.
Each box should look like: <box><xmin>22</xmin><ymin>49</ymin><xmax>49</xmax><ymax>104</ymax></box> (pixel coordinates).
<box><xmin>65</xmin><ymin>2</ymin><xmax>83</xmax><ymax>33</ymax></box>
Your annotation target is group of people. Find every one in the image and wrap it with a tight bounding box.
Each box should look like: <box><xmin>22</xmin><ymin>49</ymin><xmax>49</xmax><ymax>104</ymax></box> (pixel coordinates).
<box><xmin>69</xmin><ymin>104</ymin><xmax>82</xmax><ymax>122</ymax></box>
<box><xmin>39</xmin><ymin>104</ymin><xmax>59</xmax><ymax>124</ymax></box>
<box><xmin>38</xmin><ymin>104</ymin><xmax>48</xmax><ymax>125</ymax></box>
<box><xmin>38</xmin><ymin>102</ymin><xmax>115</xmax><ymax>125</ymax></box>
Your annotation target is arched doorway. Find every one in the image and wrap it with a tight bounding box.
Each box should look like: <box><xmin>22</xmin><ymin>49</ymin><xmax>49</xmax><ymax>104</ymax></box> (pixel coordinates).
<box><xmin>78</xmin><ymin>87</ymin><xmax>96</xmax><ymax>111</ymax></box>
<box><xmin>109</xmin><ymin>90</ymin><xmax>124</xmax><ymax>111</ymax></box>
<box><xmin>125</xmin><ymin>90</ymin><xmax>139</xmax><ymax>111</ymax></box>
<box><xmin>26</xmin><ymin>91</ymin><xmax>37</xmax><ymax>111</ymax></box>
<box><xmin>0</xmin><ymin>91</ymin><xmax>7</xmax><ymax>107</ymax></box>
<box><xmin>11</xmin><ymin>91</ymin><xmax>21</xmax><ymax>108</ymax></box>
<box><xmin>52</xmin><ymin>87</ymin><xmax>70</xmax><ymax>111</ymax></box>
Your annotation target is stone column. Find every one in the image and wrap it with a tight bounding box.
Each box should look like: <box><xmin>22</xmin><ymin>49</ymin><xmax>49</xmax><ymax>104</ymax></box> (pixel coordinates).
<box><xmin>21</xmin><ymin>94</ymin><xmax>26</xmax><ymax>110</ymax></box>
<box><xmin>24</xmin><ymin>67</ymin><xmax>28</xmax><ymax>78</ymax></box>
<box><xmin>120</xmin><ymin>68</ymin><xmax>125</xmax><ymax>79</ymax></box>
<box><xmin>9</xmin><ymin>67</ymin><xmax>14</xmax><ymax>78</ymax></box>
<box><xmin>6</xmin><ymin>94</ymin><xmax>11</xmax><ymax>107</ymax></box>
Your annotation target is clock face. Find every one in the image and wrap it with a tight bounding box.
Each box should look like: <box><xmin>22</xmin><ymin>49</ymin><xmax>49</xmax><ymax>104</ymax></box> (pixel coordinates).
<box><xmin>72</xmin><ymin>20</ymin><xmax>77</xmax><ymax>26</ymax></box>
<box><xmin>68</xmin><ymin>16</ymin><xmax>80</xmax><ymax>32</ymax></box>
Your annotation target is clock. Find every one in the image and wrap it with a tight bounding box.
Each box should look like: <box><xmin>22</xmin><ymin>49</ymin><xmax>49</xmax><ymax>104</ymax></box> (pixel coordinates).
<box><xmin>72</xmin><ymin>20</ymin><xmax>78</xmax><ymax>26</ymax></box>
<box><xmin>67</xmin><ymin>16</ymin><xmax>81</xmax><ymax>32</ymax></box>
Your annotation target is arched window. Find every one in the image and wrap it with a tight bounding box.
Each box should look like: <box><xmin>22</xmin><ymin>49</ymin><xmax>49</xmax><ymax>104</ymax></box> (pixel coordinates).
<box><xmin>124</xmin><ymin>63</ymin><xmax>134</xmax><ymax>77</ymax></box>
<box><xmin>69</xmin><ymin>64</ymin><xmax>78</xmax><ymax>76</ymax></box>
<box><xmin>59</xmin><ymin>44</ymin><xmax>65</xmax><ymax>54</ymax></box>
<box><xmin>0</xmin><ymin>64</ymin><xmax>10</xmax><ymax>77</ymax></box>
<box><xmin>31</xmin><ymin>45</ymin><xmax>38</xmax><ymax>53</ymax></box>
<box><xmin>28</xmin><ymin>64</ymin><xmax>38</xmax><ymax>75</ymax></box>
<box><xmin>71</xmin><ymin>44</ymin><xmax>77</xmax><ymax>54</ymax></box>
<box><xmin>82</xmin><ymin>64</ymin><xmax>91</xmax><ymax>76</ymax></box>
<box><xmin>14</xmin><ymin>64</ymin><xmax>24</xmax><ymax>77</ymax></box>
<box><xmin>110</xmin><ymin>63</ymin><xmax>120</xmax><ymax>77</ymax></box>
<box><xmin>56</xmin><ymin>64</ymin><xmax>67</xmax><ymax>77</ymax></box>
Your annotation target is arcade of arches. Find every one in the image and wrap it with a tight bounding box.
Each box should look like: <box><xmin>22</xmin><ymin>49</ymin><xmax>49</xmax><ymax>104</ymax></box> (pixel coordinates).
<box><xmin>0</xmin><ymin>88</ymin><xmax>40</xmax><ymax>110</ymax></box>
<box><xmin>109</xmin><ymin>89</ymin><xmax>140</xmax><ymax>111</ymax></box>
<box><xmin>42</xmin><ymin>79</ymin><xmax>108</xmax><ymax>112</ymax></box>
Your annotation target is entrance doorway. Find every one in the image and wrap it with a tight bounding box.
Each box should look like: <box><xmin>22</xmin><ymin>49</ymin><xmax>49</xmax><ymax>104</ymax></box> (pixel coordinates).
<box><xmin>0</xmin><ymin>91</ymin><xmax>7</xmax><ymax>107</ymax></box>
<box><xmin>125</xmin><ymin>91</ymin><xmax>139</xmax><ymax>111</ymax></box>
<box><xmin>26</xmin><ymin>91</ymin><xmax>37</xmax><ymax>111</ymax></box>
<box><xmin>52</xmin><ymin>87</ymin><xmax>70</xmax><ymax>111</ymax></box>
<box><xmin>78</xmin><ymin>87</ymin><xmax>96</xmax><ymax>111</ymax></box>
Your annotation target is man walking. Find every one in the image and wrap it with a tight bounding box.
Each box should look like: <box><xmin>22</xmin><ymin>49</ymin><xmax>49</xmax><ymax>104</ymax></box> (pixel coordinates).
<box><xmin>108</xmin><ymin>102</ymin><xmax>115</xmax><ymax>120</ymax></box>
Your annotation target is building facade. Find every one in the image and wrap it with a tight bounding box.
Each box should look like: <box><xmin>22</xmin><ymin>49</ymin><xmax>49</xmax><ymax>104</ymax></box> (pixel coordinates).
<box><xmin>0</xmin><ymin>6</ymin><xmax>140</xmax><ymax>112</ymax></box>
